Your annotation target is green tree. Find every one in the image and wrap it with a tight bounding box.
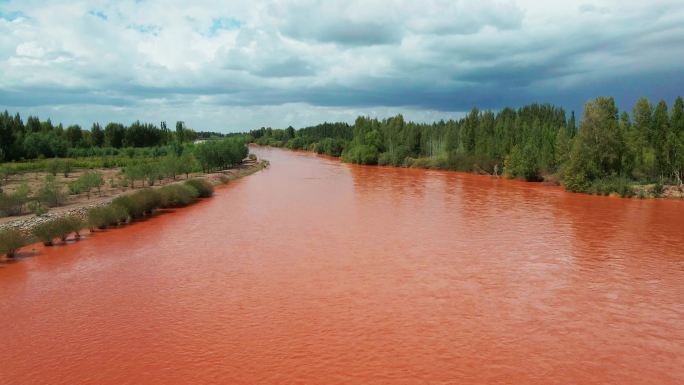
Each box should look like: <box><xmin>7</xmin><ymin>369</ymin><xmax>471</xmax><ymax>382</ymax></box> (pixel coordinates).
<box><xmin>562</xmin><ymin>97</ymin><xmax>623</xmax><ymax>190</ymax></box>
<box><xmin>631</xmin><ymin>97</ymin><xmax>655</xmax><ymax>179</ymax></box>
<box><xmin>176</xmin><ymin>121</ymin><xmax>186</xmax><ymax>143</ymax></box>
<box><xmin>65</xmin><ymin>125</ymin><xmax>83</xmax><ymax>147</ymax></box>
<box><xmin>668</xmin><ymin>97</ymin><xmax>684</xmax><ymax>185</ymax></box>
<box><xmin>90</xmin><ymin>123</ymin><xmax>105</xmax><ymax>147</ymax></box>
<box><xmin>652</xmin><ymin>100</ymin><xmax>670</xmax><ymax>177</ymax></box>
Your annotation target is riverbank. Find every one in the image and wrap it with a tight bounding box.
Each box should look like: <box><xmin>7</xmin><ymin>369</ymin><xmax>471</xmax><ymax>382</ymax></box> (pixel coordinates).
<box><xmin>254</xmin><ymin>144</ymin><xmax>684</xmax><ymax>200</ymax></box>
<box><xmin>0</xmin><ymin>159</ymin><xmax>268</xmax><ymax>258</ymax></box>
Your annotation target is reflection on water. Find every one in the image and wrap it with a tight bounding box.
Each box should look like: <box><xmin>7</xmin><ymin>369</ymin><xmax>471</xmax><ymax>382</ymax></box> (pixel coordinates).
<box><xmin>1</xmin><ymin>146</ymin><xmax>683</xmax><ymax>384</ymax></box>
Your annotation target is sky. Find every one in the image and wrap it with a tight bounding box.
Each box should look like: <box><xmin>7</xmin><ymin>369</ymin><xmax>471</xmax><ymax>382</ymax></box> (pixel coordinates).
<box><xmin>1</xmin><ymin>0</ymin><xmax>683</xmax><ymax>132</ymax></box>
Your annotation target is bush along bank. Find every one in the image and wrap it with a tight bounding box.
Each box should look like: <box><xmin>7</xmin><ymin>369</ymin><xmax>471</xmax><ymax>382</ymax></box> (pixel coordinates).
<box><xmin>0</xmin><ymin>160</ymin><xmax>268</xmax><ymax>259</ymax></box>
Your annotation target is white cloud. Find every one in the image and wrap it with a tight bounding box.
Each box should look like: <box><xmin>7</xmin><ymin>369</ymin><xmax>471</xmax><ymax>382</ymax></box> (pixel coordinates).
<box><xmin>0</xmin><ymin>0</ymin><xmax>683</xmax><ymax>131</ymax></box>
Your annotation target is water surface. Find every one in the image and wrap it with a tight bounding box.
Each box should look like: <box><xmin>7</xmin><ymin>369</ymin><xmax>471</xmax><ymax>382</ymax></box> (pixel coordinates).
<box><xmin>1</xmin><ymin>146</ymin><xmax>683</xmax><ymax>384</ymax></box>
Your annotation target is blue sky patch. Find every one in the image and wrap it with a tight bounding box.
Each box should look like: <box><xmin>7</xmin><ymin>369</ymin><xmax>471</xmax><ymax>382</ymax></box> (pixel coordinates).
<box><xmin>88</xmin><ymin>10</ymin><xmax>107</xmax><ymax>21</ymax></box>
<box><xmin>208</xmin><ymin>17</ymin><xmax>241</xmax><ymax>35</ymax></box>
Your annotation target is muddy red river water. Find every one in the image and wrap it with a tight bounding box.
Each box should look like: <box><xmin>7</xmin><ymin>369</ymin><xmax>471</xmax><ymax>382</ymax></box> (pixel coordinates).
<box><xmin>1</xmin><ymin>146</ymin><xmax>683</xmax><ymax>384</ymax></box>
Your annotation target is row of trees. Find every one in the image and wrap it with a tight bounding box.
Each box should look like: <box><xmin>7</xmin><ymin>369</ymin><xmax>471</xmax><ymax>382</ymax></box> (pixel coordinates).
<box><xmin>194</xmin><ymin>137</ymin><xmax>249</xmax><ymax>172</ymax></box>
<box><xmin>249</xmin><ymin>96</ymin><xmax>684</xmax><ymax>195</ymax></box>
<box><xmin>562</xmin><ymin>97</ymin><xmax>684</xmax><ymax>192</ymax></box>
<box><xmin>1</xmin><ymin>137</ymin><xmax>249</xmax><ymax>218</ymax></box>
<box><xmin>250</xmin><ymin>122</ymin><xmax>352</xmax><ymax>157</ymax></box>
<box><xmin>0</xmin><ymin>113</ymin><xmax>228</xmax><ymax>161</ymax></box>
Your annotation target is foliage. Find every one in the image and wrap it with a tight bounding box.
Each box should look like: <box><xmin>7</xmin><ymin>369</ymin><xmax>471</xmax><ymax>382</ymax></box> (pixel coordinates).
<box><xmin>37</xmin><ymin>175</ymin><xmax>67</xmax><ymax>207</ymax></box>
<box><xmin>0</xmin><ymin>228</ymin><xmax>27</xmax><ymax>258</ymax></box>
<box><xmin>64</xmin><ymin>217</ymin><xmax>84</xmax><ymax>238</ymax></box>
<box><xmin>33</xmin><ymin>219</ymin><xmax>65</xmax><ymax>246</ymax></box>
<box><xmin>342</xmin><ymin>144</ymin><xmax>379</xmax><ymax>165</ymax></box>
<box><xmin>110</xmin><ymin>189</ymin><xmax>161</xmax><ymax>219</ymax></box>
<box><xmin>0</xmin><ymin>183</ymin><xmax>31</xmax><ymax>216</ymax></box>
<box><xmin>248</xmin><ymin>95</ymin><xmax>684</xmax><ymax>197</ymax></box>
<box><xmin>504</xmin><ymin>144</ymin><xmax>542</xmax><ymax>181</ymax></box>
<box><xmin>0</xmin><ymin>110</ymin><xmax>234</xmax><ymax>163</ymax></box>
<box><xmin>586</xmin><ymin>176</ymin><xmax>634</xmax><ymax>197</ymax></box>
<box><xmin>158</xmin><ymin>184</ymin><xmax>200</xmax><ymax>208</ymax></box>
<box><xmin>88</xmin><ymin>207</ymin><xmax>117</xmax><ymax>229</ymax></box>
<box><xmin>194</xmin><ymin>137</ymin><xmax>247</xmax><ymax>172</ymax></box>
<box><xmin>184</xmin><ymin>179</ymin><xmax>214</xmax><ymax>198</ymax></box>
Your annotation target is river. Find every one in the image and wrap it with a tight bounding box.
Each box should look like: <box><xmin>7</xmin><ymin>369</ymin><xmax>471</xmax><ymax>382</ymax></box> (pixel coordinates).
<box><xmin>1</xmin><ymin>146</ymin><xmax>683</xmax><ymax>384</ymax></box>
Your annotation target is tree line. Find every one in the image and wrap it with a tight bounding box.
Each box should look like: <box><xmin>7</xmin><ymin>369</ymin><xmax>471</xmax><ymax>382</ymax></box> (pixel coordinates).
<box><xmin>250</xmin><ymin>122</ymin><xmax>352</xmax><ymax>157</ymax></box>
<box><xmin>249</xmin><ymin>96</ymin><xmax>684</xmax><ymax>196</ymax></box>
<box><xmin>0</xmin><ymin>113</ymin><xmax>228</xmax><ymax>161</ymax></box>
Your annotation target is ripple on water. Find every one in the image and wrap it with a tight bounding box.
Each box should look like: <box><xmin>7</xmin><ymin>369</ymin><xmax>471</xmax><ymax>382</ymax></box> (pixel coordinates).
<box><xmin>0</xmin><ymin>146</ymin><xmax>683</xmax><ymax>385</ymax></box>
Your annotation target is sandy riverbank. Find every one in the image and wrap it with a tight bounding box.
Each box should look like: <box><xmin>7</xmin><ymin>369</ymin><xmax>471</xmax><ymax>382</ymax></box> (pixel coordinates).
<box><xmin>0</xmin><ymin>159</ymin><xmax>268</xmax><ymax>236</ymax></box>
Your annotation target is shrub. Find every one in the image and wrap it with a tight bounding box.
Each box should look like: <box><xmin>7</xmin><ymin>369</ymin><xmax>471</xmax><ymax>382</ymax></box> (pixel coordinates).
<box><xmin>159</xmin><ymin>184</ymin><xmax>199</xmax><ymax>208</ymax></box>
<box><xmin>315</xmin><ymin>138</ymin><xmax>347</xmax><ymax>157</ymax></box>
<box><xmin>134</xmin><ymin>189</ymin><xmax>161</xmax><ymax>214</ymax></box>
<box><xmin>47</xmin><ymin>159</ymin><xmax>60</xmax><ymax>176</ymax></box>
<box><xmin>342</xmin><ymin>144</ymin><xmax>379</xmax><ymax>165</ymax></box>
<box><xmin>409</xmin><ymin>157</ymin><xmax>435</xmax><ymax>169</ymax></box>
<box><xmin>184</xmin><ymin>179</ymin><xmax>214</xmax><ymax>197</ymax></box>
<box><xmin>37</xmin><ymin>175</ymin><xmax>67</xmax><ymax>207</ymax></box>
<box><xmin>27</xmin><ymin>200</ymin><xmax>49</xmax><ymax>216</ymax></box>
<box><xmin>0</xmin><ymin>183</ymin><xmax>31</xmax><ymax>217</ymax></box>
<box><xmin>112</xmin><ymin>189</ymin><xmax>161</xmax><ymax>219</ymax></box>
<box><xmin>111</xmin><ymin>195</ymin><xmax>139</xmax><ymax>219</ymax></box>
<box><xmin>67</xmin><ymin>180</ymin><xmax>83</xmax><ymax>195</ymax></box>
<box><xmin>88</xmin><ymin>207</ymin><xmax>116</xmax><ymax>230</ymax></box>
<box><xmin>378</xmin><ymin>146</ymin><xmax>411</xmax><ymax>167</ymax></box>
<box><xmin>109</xmin><ymin>202</ymin><xmax>131</xmax><ymax>225</ymax></box>
<box><xmin>587</xmin><ymin>176</ymin><xmax>634</xmax><ymax>197</ymax></box>
<box><xmin>33</xmin><ymin>220</ymin><xmax>62</xmax><ymax>246</ymax></box>
<box><xmin>62</xmin><ymin>160</ymin><xmax>72</xmax><ymax>177</ymax></box>
<box><xmin>51</xmin><ymin>217</ymin><xmax>77</xmax><ymax>242</ymax></box>
<box><xmin>0</xmin><ymin>228</ymin><xmax>27</xmax><ymax>258</ymax></box>
<box><xmin>70</xmin><ymin>172</ymin><xmax>104</xmax><ymax>198</ymax></box>
<box><xmin>64</xmin><ymin>217</ymin><xmax>84</xmax><ymax>239</ymax></box>
<box><xmin>653</xmin><ymin>182</ymin><xmax>664</xmax><ymax>197</ymax></box>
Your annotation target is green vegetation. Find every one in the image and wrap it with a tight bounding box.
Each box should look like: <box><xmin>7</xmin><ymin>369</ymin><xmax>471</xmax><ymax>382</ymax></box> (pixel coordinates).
<box><xmin>87</xmin><ymin>206</ymin><xmax>116</xmax><ymax>230</ymax></box>
<box><xmin>68</xmin><ymin>172</ymin><xmax>105</xmax><ymax>198</ymax></box>
<box><xmin>251</xmin><ymin>96</ymin><xmax>684</xmax><ymax>197</ymax></box>
<box><xmin>0</xmin><ymin>158</ymin><xmax>265</xmax><ymax>261</ymax></box>
<box><xmin>0</xmin><ymin>228</ymin><xmax>27</xmax><ymax>258</ymax></box>
<box><xmin>250</xmin><ymin>123</ymin><xmax>352</xmax><ymax>157</ymax></box>
<box><xmin>194</xmin><ymin>138</ymin><xmax>248</xmax><ymax>172</ymax></box>
<box><xmin>37</xmin><ymin>175</ymin><xmax>67</xmax><ymax>207</ymax></box>
<box><xmin>184</xmin><ymin>179</ymin><xmax>214</xmax><ymax>197</ymax></box>
<box><xmin>0</xmin><ymin>111</ymin><xmax>233</xmax><ymax>161</ymax></box>
<box><xmin>64</xmin><ymin>217</ymin><xmax>84</xmax><ymax>239</ymax></box>
<box><xmin>108</xmin><ymin>188</ymin><xmax>163</xmax><ymax>221</ymax></box>
<box><xmin>159</xmin><ymin>184</ymin><xmax>200</xmax><ymax>208</ymax></box>
<box><xmin>1</xmin><ymin>117</ymin><xmax>249</xmax><ymax>219</ymax></box>
<box><xmin>35</xmin><ymin>217</ymin><xmax>85</xmax><ymax>243</ymax></box>
<box><xmin>0</xmin><ymin>183</ymin><xmax>30</xmax><ymax>216</ymax></box>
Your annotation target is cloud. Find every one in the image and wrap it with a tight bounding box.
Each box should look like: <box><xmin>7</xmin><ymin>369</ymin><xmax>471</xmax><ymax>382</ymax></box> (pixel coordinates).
<box><xmin>0</xmin><ymin>0</ymin><xmax>683</xmax><ymax>131</ymax></box>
